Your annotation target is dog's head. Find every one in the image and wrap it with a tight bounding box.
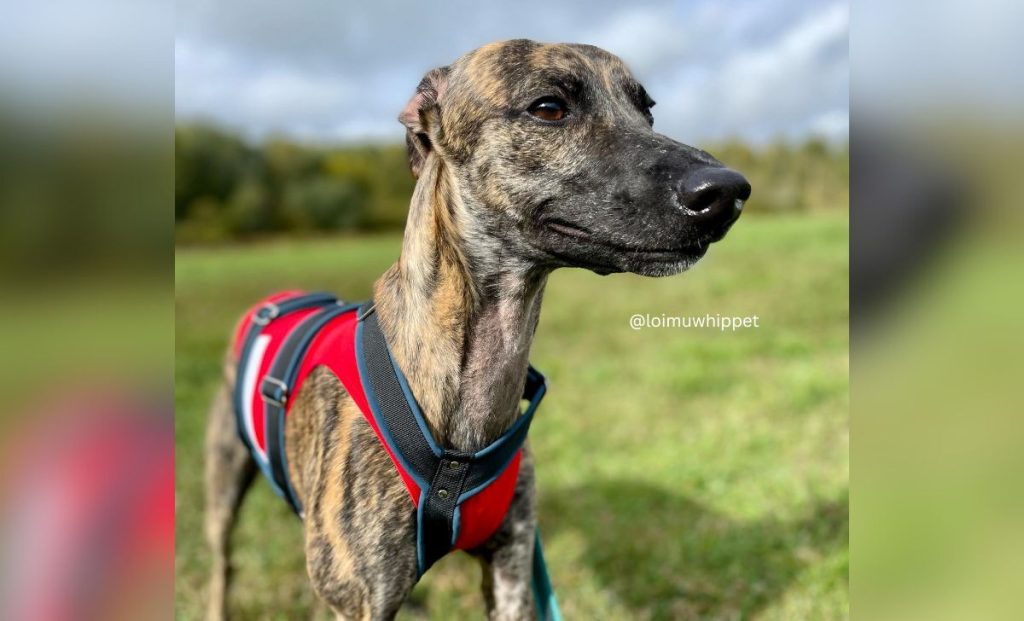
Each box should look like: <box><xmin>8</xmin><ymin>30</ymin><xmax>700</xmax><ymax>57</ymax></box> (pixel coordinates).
<box><xmin>400</xmin><ymin>39</ymin><xmax>750</xmax><ymax>277</ymax></box>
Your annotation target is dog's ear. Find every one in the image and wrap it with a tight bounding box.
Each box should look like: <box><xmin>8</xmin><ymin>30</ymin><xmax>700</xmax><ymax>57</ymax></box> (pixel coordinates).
<box><xmin>399</xmin><ymin>66</ymin><xmax>449</xmax><ymax>179</ymax></box>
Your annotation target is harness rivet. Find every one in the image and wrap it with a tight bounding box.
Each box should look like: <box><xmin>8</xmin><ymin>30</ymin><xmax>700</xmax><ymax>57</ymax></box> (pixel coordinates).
<box><xmin>437</xmin><ymin>488</ymin><xmax>449</xmax><ymax>499</ymax></box>
<box><xmin>448</xmin><ymin>460</ymin><xmax>460</xmax><ymax>469</ymax></box>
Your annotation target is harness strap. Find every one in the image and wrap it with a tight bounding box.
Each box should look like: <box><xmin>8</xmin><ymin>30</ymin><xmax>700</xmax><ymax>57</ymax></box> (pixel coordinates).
<box><xmin>355</xmin><ymin>306</ymin><xmax>440</xmax><ymax>488</ymax></box>
<box><xmin>260</xmin><ymin>301</ymin><xmax>363</xmax><ymax>515</ymax></box>
<box><xmin>233</xmin><ymin>292</ymin><xmax>338</xmax><ymax>487</ymax></box>
<box><xmin>355</xmin><ymin>301</ymin><xmax>546</xmax><ymax>575</ymax></box>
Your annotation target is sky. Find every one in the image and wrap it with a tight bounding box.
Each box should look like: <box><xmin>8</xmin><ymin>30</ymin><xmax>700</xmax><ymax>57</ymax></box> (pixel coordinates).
<box><xmin>175</xmin><ymin>0</ymin><xmax>848</xmax><ymax>146</ymax></box>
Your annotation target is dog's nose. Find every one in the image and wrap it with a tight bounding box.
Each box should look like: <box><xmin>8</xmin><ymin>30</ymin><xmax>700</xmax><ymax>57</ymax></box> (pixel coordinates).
<box><xmin>677</xmin><ymin>167</ymin><xmax>751</xmax><ymax>227</ymax></box>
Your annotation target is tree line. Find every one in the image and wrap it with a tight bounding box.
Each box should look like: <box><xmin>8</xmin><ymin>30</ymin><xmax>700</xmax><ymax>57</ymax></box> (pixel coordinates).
<box><xmin>176</xmin><ymin>124</ymin><xmax>848</xmax><ymax>244</ymax></box>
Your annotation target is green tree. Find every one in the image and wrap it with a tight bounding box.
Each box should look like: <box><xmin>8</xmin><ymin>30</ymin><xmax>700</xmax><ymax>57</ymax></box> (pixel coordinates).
<box><xmin>281</xmin><ymin>176</ymin><xmax>367</xmax><ymax>231</ymax></box>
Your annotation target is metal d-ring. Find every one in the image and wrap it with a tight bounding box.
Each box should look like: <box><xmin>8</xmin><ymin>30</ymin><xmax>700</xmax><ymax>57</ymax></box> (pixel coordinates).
<box><xmin>252</xmin><ymin>302</ymin><xmax>281</xmax><ymax>326</ymax></box>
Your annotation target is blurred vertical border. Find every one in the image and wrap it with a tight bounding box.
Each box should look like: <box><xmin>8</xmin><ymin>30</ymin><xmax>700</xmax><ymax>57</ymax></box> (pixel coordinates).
<box><xmin>0</xmin><ymin>1</ymin><xmax>174</xmax><ymax>620</ymax></box>
<box><xmin>852</xmin><ymin>0</ymin><xmax>1024</xmax><ymax>619</ymax></box>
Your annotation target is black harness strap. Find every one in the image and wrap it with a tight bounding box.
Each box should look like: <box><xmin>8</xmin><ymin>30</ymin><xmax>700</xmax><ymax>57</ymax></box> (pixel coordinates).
<box><xmin>357</xmin><ymin>307</ymin><xmax>441</xmax><ymax>482</ymax></box>
<box><xmin>356</xmin><ymin>301</ymin><xmax>547</xmax><ymax>575</ymax></box>
<box><xmin>259</xmin><ymin>301</ymin><xmax>363</xmax><ymax>516</ymax></box>
<box><xmin>233</xmin><ymin>292</ymin><xmax>337</xmax><ymax>459</ymax></box>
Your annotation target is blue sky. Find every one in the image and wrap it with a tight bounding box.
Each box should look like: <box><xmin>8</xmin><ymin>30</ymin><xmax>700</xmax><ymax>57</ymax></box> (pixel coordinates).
<box><xmin>175</xmin><ymin>0</ymin><xmax>848</xmax><ymax>145</ymax></box>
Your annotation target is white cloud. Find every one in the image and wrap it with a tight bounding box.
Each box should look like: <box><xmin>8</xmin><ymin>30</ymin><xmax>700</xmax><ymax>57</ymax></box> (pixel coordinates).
<box><xmin>174</xmin><ymin>0</ymin><xmax>849</xmax><ymax>145</ymax></box>
<box><xmin>175</xmin><ymin>37</ymin><xmax>360</xmax><ymax>140</ymax></box>
<box><xmin>580</xmin><ymin>6</ymin><xmax>691</xmax><ymax>74</ymax></box>
<box><xmin>807</xmin><ymin>109</ymin><xmax>849</xmax><ymax>142</ymax></box>
<box><xmin>657</xmin><ymin>1</ymin><xmax>848</xmax><ymax>143</ymax></box>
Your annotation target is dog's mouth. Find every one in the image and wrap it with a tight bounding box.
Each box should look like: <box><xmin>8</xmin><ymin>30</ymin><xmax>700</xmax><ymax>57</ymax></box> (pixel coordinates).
<box><xmin>542</xmin><ymin>218</ymin><xmax>592</xmax><ymax>241</ymax></box>
<box><xmin>540</xmin><ymin>217</ymin><xmax>711</xmax><ymax>261</ymax></box>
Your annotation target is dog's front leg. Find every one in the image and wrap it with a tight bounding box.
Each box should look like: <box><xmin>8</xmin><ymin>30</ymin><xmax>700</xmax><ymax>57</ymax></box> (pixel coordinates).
<box><xmin>476</xmin><ymin>449</ymin><xmax>538</xmax><ymax>621</ymax></box>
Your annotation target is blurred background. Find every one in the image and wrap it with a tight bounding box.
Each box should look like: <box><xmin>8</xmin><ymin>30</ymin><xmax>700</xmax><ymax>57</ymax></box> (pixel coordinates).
<box><xmin>0</xmin><ymin>1</ymin><xmax>173</xmax><ymax>620</ymax></box>
<box><xmin>851</xmin><ymin>1</ymin><xmax>1024</xmax><ymax>621</ymax></box>
<box><xmin>174</xmin><ymin>2</ymin><xmax>849</xmax><ymax>620</ymax></box>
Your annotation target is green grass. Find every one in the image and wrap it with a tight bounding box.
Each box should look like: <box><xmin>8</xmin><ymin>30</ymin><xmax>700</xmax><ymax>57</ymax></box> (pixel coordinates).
<box><xmin>175</xmin><ymin>213</ymin><xmax>849</xmax><ymax>620</ymax></box>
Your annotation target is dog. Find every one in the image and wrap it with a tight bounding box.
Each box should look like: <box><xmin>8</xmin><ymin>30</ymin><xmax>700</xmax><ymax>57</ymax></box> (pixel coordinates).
<box><xmin>204</xmin><ymin>39</ymin><xmax>750</xmax><ymax>621</ymax></box>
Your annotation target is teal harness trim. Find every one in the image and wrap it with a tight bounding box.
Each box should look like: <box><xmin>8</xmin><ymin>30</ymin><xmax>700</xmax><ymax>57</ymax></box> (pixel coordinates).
<box><xmin>532</xmin><ymin>530</ymin><xmax>563</xmax><ymax>621</ymax></box>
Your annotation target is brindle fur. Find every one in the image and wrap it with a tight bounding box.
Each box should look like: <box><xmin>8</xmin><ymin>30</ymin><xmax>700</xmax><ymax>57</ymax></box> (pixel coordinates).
<box><xmin>204</xmin><ymin>39</ymin><xmax>749</xmax><ymax>621</ymax></box>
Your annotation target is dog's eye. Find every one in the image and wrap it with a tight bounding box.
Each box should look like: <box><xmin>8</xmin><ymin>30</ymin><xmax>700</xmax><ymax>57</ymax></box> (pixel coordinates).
<box><xmin>528</xmin><ymin>97</ymin><xmax>568</xmax><ymax>122</ymax></box>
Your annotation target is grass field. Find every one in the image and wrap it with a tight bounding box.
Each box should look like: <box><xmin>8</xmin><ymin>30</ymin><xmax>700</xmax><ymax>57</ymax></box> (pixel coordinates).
<box><xmin>175</xmin><ymin>212</ymin><xmax>849</xmax><ymax>620</ymax></box>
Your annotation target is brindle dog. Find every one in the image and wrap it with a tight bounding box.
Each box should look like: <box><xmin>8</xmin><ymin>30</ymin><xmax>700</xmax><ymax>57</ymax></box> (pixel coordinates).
<box><xmin>204</xmin><ymin>39</ymin><xmax>750</xmax><ymax>621</ymax></box>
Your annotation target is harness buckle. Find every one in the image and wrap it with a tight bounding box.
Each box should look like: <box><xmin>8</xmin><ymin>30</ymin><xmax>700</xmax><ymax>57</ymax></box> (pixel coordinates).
<box><xmin>252</xmin><ymin>302</ymin><xmax>281</xmax><ymax>326</ymax></box>
<box><xmin>261</xmin><ymin>376</ymin><xmax>290</xmax><ymax>408</ymax></box>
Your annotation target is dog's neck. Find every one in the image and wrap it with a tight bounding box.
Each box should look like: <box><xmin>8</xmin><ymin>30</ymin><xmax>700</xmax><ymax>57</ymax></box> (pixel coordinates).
<box><xmin>373</xmin><ymin>156</ymin><xmax>548</xmax><ymax>452</ymax></box>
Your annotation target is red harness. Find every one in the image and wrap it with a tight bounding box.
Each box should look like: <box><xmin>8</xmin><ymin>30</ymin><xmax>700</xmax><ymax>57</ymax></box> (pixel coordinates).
<box><xmin>231</xmin><ymin>291</ymin><xmax>533</xmax><ymax>561</ymax></box>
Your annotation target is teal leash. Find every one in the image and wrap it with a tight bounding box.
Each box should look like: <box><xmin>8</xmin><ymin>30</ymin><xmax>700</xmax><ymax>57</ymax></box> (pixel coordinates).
<box><xmin>531</xmin><ymin>529</ymin><xmax>563</xmax><ymax>621</ymax></box>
